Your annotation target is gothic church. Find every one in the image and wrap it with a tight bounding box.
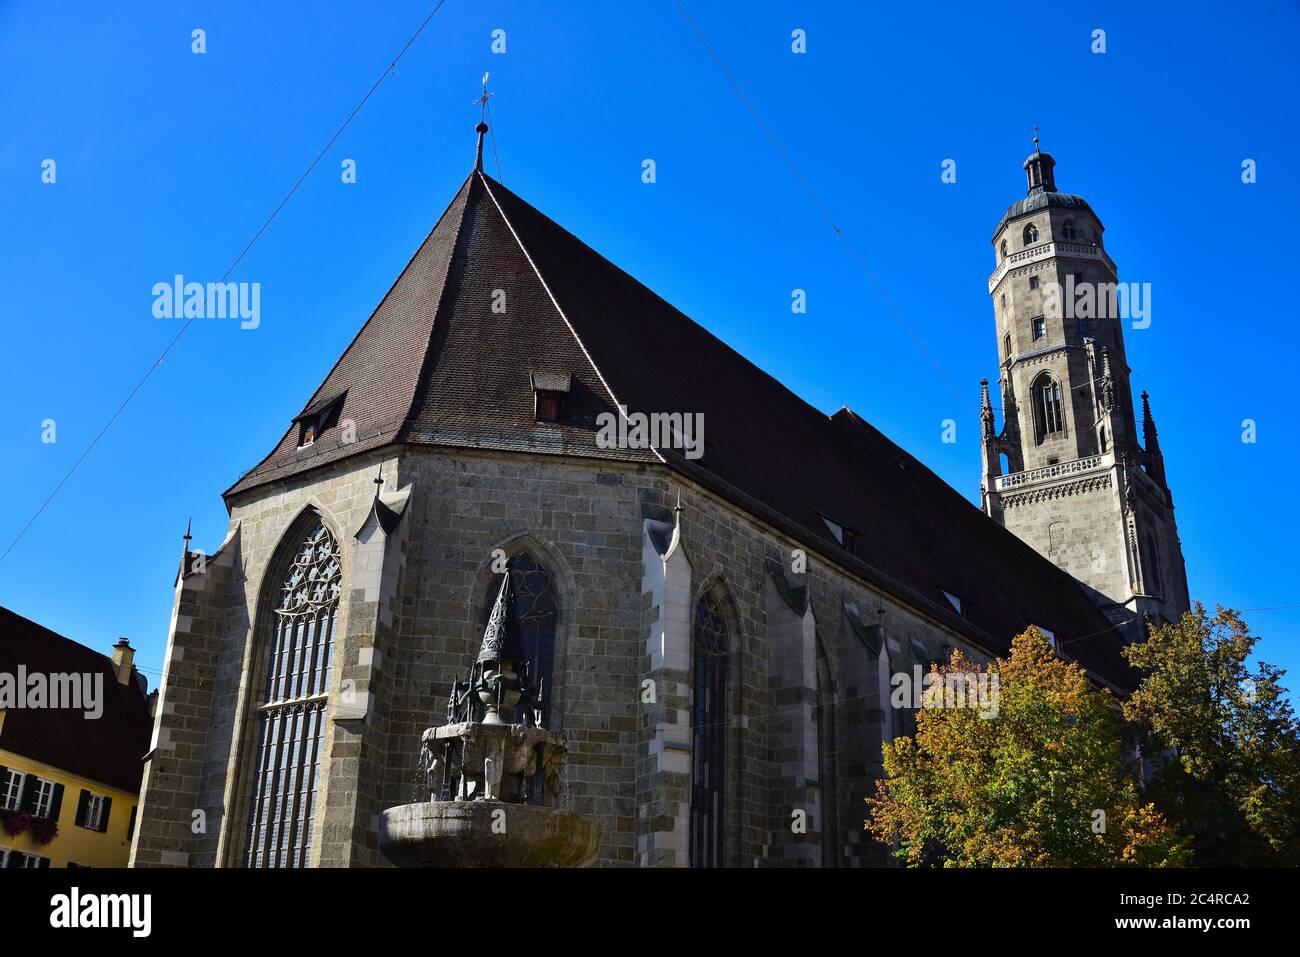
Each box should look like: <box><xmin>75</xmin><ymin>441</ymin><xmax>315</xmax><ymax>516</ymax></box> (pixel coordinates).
<box><xmin>131</xmin><ymin>135</ymin><xmax>1186</xmax><ymax>868</ymax></box>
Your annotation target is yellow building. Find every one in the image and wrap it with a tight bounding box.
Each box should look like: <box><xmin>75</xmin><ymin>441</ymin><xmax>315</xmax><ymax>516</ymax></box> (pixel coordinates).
<box><xmin>0</xmin><ymin>607</ymin><xmax>152</xmax><ymax>868</ymax></box>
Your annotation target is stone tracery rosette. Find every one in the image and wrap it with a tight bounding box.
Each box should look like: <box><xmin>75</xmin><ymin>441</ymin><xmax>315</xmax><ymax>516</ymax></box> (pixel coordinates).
<box><xmin>277</xmin><ymin>521</ymin><xmax>342</xmax><ymax>617</ymax></box>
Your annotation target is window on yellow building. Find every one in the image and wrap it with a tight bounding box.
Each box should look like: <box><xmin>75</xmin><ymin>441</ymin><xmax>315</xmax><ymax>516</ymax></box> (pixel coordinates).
<box><xmin>0</xmin><ymin>770</ymin><xmax>64</xmax><ymax>822</ymax></box>
<box><xmin>75</xmin><ymin>790</ymin><xmax>112</xmax><ymax>832</ymax></box>
<box><xmin>1</xmin><ymin>769</ymin><xmax>24</xmax><ymax>810</ymax></box>
<box><xmin>1</xmin><ymin>847</ymin><xmax>50</xmax><ymax>868</ymax></box>
<box><xmin>33</xmin><ymin>778</ymin><xmax>56</xmax><ymax>818</ymax></box>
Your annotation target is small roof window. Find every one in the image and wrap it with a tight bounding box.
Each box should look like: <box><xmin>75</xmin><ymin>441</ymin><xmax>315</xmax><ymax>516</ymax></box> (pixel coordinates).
<box><xmin>819</xmin><ymin>514</ymin><xmax>859</xmax><ymax>554</ymax></box>
<box><xmin>531</xmin><ymin>372</ymin><xmax>571</xmax><ymax>423</ymax></box>
<box><xmin>293</xmin><ymin>390</ymin><xmax>346</xmax><ymax>449</ymax></box>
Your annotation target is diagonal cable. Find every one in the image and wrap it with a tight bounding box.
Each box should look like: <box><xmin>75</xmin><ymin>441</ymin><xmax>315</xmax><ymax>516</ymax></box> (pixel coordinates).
<box><xmin>0</xmin><ymin>0</ymin><xmax>452</xmax><ymax>569</ymax></box>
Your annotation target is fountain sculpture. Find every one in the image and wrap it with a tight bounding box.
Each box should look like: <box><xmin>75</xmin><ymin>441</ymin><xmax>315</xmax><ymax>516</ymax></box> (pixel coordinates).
<box><xmin>378</xmin><ymin>562</ymin><xmax>600</xmax><ymax>867</ymax></box>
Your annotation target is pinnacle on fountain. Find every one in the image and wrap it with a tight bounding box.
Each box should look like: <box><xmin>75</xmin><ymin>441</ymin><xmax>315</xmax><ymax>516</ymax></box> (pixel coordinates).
<box><xmin>477</xmin><ymin>561</ymin><xmax>527</xmax><ymax>667</ymax></box>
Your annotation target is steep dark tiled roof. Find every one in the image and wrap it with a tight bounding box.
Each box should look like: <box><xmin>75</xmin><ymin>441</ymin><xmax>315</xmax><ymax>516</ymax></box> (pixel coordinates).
<box><xmin>0</xmin><ymin>607</ymin><xmax>153</xmax><ymax>793</ymax></box>
<box><xmin>225</xmin><ymin>169</ymin><xmax>1134</xmax><ymax>690</ymax></box>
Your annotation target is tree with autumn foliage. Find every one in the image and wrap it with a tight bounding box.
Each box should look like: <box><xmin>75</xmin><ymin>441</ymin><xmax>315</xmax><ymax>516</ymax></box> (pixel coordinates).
<box><xmin>865</xmin><ymin>628</ymin><xmax>1188</xmax><ymax>867</ymax></box>
<box><xmin>1123</xmin><ymin>604</ymin><xmax>1300</xmax><ymax>866</ymax></box>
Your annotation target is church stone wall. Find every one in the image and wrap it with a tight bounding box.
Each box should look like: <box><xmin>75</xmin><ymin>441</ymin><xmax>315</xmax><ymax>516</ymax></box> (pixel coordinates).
<box><xmin>136</xmin><ymin>445</ymin><xmax>1002</xmax><ymax>869</ymax></box>
<box><xmin>380</xmin><ymin>451</ymin><xmax>655</xmax><ymax>867</ymax></box>
<box><xmin>129</xmin><ymin>532</ymin><xmax>239</xmax><ymax>867</ymax></box>
<box><xmin>623</xmin><ymin>459</ymin><xmax>994</xmax><ymax>867</ymax></box>
<box><xmin>219</xmin><ymin>453</ymin><xmax>408</xmax><ymax>868</ymax></box>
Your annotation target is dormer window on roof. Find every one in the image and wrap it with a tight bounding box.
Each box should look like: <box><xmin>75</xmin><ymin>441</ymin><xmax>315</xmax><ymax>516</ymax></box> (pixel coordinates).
<box><xmin>530</xmin><ymin>372</ymin><xmax>571</xmax><ymax>423</ymax></box>
<box><xmin>819</xmin><ymin>514</ymin><xmax>858</xmax><ymax>554</ymax></box>
<box><xmin>294</xmin><ymin>390</ymin><xmax>346</xmax><ymax>450</ymax></box>
<box><xmin>942</xmin><ymin>590</ymin><xmax>964</xmax><ymax>617</ymax></box>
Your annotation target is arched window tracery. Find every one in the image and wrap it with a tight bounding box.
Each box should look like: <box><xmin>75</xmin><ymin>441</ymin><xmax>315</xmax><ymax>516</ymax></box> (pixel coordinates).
<box><xmin>245</xmin><ymin>519</ymin><xmax>340</xmax><ymax>868</ymax></box>
<box><xmin>690</xmin><ymin>588</ymin><xmax>728</xmax><ymax>868</ymax></box>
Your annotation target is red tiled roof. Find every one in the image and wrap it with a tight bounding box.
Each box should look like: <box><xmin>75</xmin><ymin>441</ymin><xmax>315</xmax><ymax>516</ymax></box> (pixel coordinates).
<box><xmin>224</xmin><ymin>170</ymin><xmax>1135</xmax><ymax>690</ymax></box>
<box><xmin>0</xmin><ymin>606</ymin><xmax>153</xmax><ymax>793</ymax></box>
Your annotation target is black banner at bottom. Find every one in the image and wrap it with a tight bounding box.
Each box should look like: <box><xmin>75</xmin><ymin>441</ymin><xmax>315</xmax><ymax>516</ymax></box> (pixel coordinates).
<box><xmin>4</xmin><ymin>866</ymin><xmax>1290</xmax><ymax>942</ymax></box>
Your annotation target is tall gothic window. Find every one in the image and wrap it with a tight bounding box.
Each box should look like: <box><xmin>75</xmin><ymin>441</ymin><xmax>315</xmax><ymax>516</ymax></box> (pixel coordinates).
<box><xmin>1032</xmin><ymin>374</ymin><xmax>1065</xmax><ymax>442</ymax></box>
<box><xmin>245</xmin><ymin>520</ymin><xmax>340</xmax><ymax>868</ymax></box>
<box><xmin>815</xmin><ymin>643</ymin><xmax>838</xmax><ymax>867</ymax></box>
<box><xmin>690</xmin><ymin>588</ymin><xmax>728</xmax><ymax>868</ymax></box>
<box><xmin>484</xmin><ymin>552</ymin><xmax>557</xmax><ymax>725</ymax></box>
<box><xmin>1023</xmin><ymin>222</ymin><xmax>1040</xmax><ymax>245</ymax></box>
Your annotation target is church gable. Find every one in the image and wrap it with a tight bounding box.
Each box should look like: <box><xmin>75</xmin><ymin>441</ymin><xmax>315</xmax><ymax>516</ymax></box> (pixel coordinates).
<box><xmin>398</xmin><ymin>175</ymin><xmax>643</xmax><ymax>462</ymax></box>
<box><xmin>226</xmin><ymin>175</ymin><xmax>476</xmax><ymax>497</ymax></box>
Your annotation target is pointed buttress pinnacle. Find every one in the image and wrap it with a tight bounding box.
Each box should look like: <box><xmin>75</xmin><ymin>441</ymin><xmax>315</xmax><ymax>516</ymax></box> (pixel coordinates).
<box><xmin>177</xmin><ymin>517</ymin><xmax>194</xmax><ymax>582</ymax></box>
<box><xmin>979</xmin><ymin>378</ymin><xmax>995</xmax><ymax>439</ymax></box>
<box><xmin>1141</xmin><ymin>390</ymin><xmax>1160</xmax><ymax>449</ymax></box>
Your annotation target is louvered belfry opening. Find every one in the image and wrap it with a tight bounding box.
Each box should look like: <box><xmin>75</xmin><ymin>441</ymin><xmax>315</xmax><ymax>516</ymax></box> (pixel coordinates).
<box><xmin>689</xmin><ymin>589</ymin><xmax>728</xmax><ymax>868</ymax></box>
<box><xmin>245</xmin><ymin>520</ymin><xmax>340</xmax><ymax>868</ymax></box>
<box><xmin>1033</xmin><ymin>373</ymin><xmax>1065</xmax><ymax>442</ymax></box>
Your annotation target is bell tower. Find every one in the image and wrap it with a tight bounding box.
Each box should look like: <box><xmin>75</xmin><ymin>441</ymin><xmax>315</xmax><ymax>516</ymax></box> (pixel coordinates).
<box><xmin>980</xmin><ymin>141</ymin><xmax>1189</xmax><ymax>641</ymax></box>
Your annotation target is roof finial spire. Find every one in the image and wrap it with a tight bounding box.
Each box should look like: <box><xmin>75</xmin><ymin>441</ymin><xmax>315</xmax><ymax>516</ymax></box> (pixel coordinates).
<box><xmin>474</xmin><ymin>72</ymin><xmax>492</xmax><ymax>172</ymax></box>
<box><xmin>1023</xmin><ymin>128</ymin><xmax>1056</xmax><ymax>194</ymax></box>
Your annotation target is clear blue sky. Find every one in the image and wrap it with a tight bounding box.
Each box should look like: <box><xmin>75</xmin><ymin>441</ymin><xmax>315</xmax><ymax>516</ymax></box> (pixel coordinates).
<box><xmin>1</xmin><ymin>1</ymin><xmax>1297</xmax><ymax>698</ymax></box>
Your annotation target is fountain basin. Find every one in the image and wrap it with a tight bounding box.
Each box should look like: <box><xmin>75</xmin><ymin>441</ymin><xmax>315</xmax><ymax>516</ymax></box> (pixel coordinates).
<box><xmin>378</xmin><ymin>800</ymin><xmax>600</xmax><ymax>868</ymax></box>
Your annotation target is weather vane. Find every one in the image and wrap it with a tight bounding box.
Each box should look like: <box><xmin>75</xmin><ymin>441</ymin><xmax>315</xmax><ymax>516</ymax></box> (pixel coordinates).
<box><xmin>474</xmin><ymin>72</ymin><xmax>498</xmax><ymax>176</ymax></box>
<box><xmin>476</xmin><ymin>71</ymin><xmax>493</xmax><ymax>120</ymax></box>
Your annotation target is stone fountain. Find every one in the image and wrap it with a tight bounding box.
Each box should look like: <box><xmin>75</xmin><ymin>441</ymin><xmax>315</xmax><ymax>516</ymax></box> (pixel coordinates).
<box><xmin>378</xmin><ymin>562</ymin><xmax>600</xmax><ymax>867</ymax></box>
